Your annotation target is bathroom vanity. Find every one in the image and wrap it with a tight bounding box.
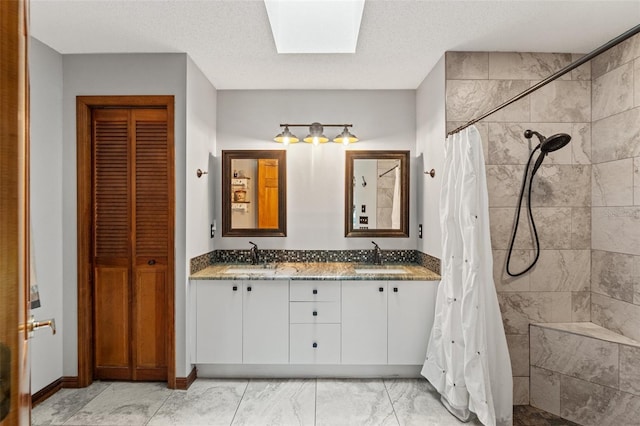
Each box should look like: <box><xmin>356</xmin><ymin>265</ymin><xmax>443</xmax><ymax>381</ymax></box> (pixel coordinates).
<box><xmin>190</xmin><ymin>263</ymin><xmax>439</xmax><ymax>377</ymax></box>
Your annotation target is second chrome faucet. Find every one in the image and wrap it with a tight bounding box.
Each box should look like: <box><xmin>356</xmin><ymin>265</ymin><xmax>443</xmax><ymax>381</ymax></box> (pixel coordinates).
<box><xmin>249</xmin><ymin>241</ymin><xmax>259</xmax><ymax>265</ymax></box>
<box><xmin>372</xmin><ymin>241</ymin><xmax>382</xmax><ymax>265</ymax></box>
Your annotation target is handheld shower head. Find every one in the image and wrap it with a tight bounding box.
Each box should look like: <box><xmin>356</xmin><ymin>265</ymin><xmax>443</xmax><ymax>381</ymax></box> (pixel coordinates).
<box><xmin>524</xmin><ymin>129</ymin><xmax>572</xmax><ymax>153</ymax></box>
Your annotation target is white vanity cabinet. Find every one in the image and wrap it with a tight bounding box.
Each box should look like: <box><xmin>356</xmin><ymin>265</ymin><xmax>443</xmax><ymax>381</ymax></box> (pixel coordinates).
<box><xmin>195</xmin><ymin>280</ymin><xmax>242</xmax><ymax>363</ymax></box>
<box><xmin>388</xmin><ymin>280</ymin><xmax>439</xmax><ymax>364</ymax></box>
<box><xmin>341</xmin><ymin>281</ymin><xmax>388</xmax><ymax>364</ymax></box>
<box><xmin>242</xmin><ymin>280</ymin><xmax>289</xmax><ymax>364</ymax></box>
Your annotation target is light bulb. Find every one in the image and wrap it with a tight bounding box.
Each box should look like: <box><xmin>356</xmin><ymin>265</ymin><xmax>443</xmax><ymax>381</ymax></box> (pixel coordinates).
<box><xmin>283</xmin><ymin>136</ymin><xmax>289</xmax><ymax>145</ymax></box>
<box><xmin>342</xmin><ymin>136</ymin><xmax>349</xmax><ymax>145</ymax></box>
<box><xmin>313</xmin><ymin>136</ymin><xmax>319</xmax><ymax>146</ymax></box>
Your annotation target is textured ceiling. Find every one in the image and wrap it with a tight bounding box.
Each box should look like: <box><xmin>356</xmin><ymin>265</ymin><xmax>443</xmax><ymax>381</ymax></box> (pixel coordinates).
<box><xmin>31</xmin><ymin>0</ymin><xmax>640</xmax><ymax>89</ymax></box>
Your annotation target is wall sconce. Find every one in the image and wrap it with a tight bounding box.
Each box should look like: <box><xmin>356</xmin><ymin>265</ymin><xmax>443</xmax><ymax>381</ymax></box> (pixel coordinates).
<box><xmin>274</xmin><ymin>122</ymin><xmax>358</xmax><ymax>146</ymax></box>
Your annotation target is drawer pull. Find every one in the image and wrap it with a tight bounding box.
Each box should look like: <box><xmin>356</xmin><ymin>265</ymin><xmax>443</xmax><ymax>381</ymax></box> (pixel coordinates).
<box><xmin>313</xmin><ymin>311</ymin><xmax>318</xmax><ymax>316</ymax></box>
<box><xmin>379</xmin><ymin>287</ymin><xmax>384</xmax><ymax>292</ymax></box>
<box><xmin>247</xmin><ymin>286</ymin><xmax>252</xmax><ymax>292</ymax></box>
<box><xmin>233</xmin><ymin>286</ymin><xmax>238</xmax><ymax>291</ymax></box>
<box><xmin>312</xmin><ymin>342</ymin><xmax>318</xmax><ymax>348</ymax></box>
<box><xmin>313</xmin><ymin>289</ymin><xmax>318</xmax><ymax>295</ymax></box>
<box><xmin>393</xmin><ymin>287</ymin><xmax>398</xmax><ymax>292</ymax></box>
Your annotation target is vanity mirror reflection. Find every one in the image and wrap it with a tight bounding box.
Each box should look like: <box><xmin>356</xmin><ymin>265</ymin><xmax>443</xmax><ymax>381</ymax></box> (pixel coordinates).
<box><xmin>345</xmin><ymin>150</ymin><xmax>409</xmax><ymax>237</ymax></box>
<box><xmin>222</xmin><ymin>150</ymin><xmax>287</xmax><ymax>237</ymax></box>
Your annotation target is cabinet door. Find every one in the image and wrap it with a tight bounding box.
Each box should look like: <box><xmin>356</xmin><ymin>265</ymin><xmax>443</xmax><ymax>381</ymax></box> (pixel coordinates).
<box><xmin>243</xmin><ymin>280</ymin><xmax>289</xmax><ymax>364</ymax></box>
<box><xmin>388</xmin><ymin>281</ymin><xmax>439</xmax><ymax>365</ymax></box>
<box><xmin>195</xmin><ymin>280</ymin><xmax>242</xmax><ymax>363</ymax></box>
<box><xmin>341</xmin><ymin>281</ymin><xmax>387</xmax><ymax>364</ymax></box>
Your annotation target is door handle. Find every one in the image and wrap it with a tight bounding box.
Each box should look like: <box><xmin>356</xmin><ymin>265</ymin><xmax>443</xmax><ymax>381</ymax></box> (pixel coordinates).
<box><xmin>23</xmin><ymin>315</ymin><xmax>56</xmax><ymax>337</ymax></box>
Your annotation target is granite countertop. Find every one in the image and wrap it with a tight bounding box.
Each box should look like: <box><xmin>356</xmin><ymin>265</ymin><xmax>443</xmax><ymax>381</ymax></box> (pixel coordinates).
<box><xmin>190</xmin><ymin>262</ymin><xmax>440</xmax><ymax>281</ymax></box>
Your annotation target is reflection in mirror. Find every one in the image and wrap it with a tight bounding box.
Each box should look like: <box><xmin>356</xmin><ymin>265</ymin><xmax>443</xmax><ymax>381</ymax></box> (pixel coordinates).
<box><xmin>345</xmin><ymin>151</ymin><xmax>409</xmax><ymax>238</ymax></box>
<box><xmin>222</xmin><ymin>150</ymin><xmax>286</xmax><ymax>237</ymax></box>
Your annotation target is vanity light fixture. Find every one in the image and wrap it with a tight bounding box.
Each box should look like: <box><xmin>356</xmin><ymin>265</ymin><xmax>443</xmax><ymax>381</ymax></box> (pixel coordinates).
<box><xmin>273</xmin><ymin>123</ymin><xmax>358</xmax><ymax>146</ymax></box>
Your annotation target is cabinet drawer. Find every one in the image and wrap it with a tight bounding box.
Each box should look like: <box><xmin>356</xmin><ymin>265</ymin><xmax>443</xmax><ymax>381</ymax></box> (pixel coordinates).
<box><xmin>290</xmin><ymin>280</ymin><xmax>340</xmax><ymax>302</ymax></box>
<box><xmin>290</xmin><ymin>301</ymin><xmax>340</xmax><ymax>324</ymax></box>
<box><xmin>290</xmin><ymin>324</ymin><xmax>340</xmax><ymax>364</ymax></box>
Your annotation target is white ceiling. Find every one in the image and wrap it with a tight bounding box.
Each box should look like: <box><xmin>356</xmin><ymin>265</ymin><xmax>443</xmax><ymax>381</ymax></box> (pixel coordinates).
<box><xmin>31</xmin><ymin>0</ymin><xmax>640</xmax><ymax>90</ymax></box>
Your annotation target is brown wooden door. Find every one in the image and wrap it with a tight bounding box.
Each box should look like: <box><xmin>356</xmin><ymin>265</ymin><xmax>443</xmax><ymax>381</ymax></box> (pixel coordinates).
<box><xmin>257</xmin><ymin>159</ymin><xmax>279</xmax><ymax>229</ymax></box>
<box><xmin>92</xmin><ymin>108</ymin><xmax>169</xmax><ymax>381</ymax></box>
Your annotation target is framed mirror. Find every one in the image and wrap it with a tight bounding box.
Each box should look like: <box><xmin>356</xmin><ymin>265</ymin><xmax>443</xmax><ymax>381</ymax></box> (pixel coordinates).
<box><xmin>222</xmin><ymin>150</ymin><xmax>287</xmax><ymax>237</ymax></box>
<box><xmin>345</xmin><ymin>150</ymin><xmax>409</xmax><ymax>238</ymax></box>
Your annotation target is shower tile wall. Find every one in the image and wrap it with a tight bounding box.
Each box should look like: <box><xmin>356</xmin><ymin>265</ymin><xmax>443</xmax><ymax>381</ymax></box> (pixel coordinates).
<box><xmin>445</xmin><ymin>51</ymin><xmax>592</xmax><ymax>405</ymax></box>
<box><xmin>590</xmin><ymin>32</ymin><xmax>640</xmax><ymax>341</ymax></box>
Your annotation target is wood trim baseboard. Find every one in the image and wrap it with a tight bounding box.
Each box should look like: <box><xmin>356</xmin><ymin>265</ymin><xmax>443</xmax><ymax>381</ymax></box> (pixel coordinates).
<box><xmin>175</xmin><ymin>367</ymin><xmax>197</xmax><ymax>390</ymax></box>
<box><xmin>31</xmin><ymin>378</ymin><xmax>63</xmax><ymax>407</ymax></box>
<box><xmin>62</xmin><ymin>376</ymin><xmax>80</xmax><ymax>388</ymax></box>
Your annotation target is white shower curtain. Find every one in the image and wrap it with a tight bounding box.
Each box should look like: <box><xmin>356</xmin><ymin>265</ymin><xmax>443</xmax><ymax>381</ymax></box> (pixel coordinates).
<box><xmin>391</xmin><ymin>166</ymin><xmax>401</xmax><ymax>229</ymax></box>
<box><xmin>421</xmin><ymin>126</ymin><xmax>513</xmax><ymax>426</ymax></box>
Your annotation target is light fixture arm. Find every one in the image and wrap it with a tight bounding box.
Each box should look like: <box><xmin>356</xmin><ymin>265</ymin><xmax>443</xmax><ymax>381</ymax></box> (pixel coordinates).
<box><xmin>279</xmin><ymin>123</ymin><xmax>353</xmax><ymax>128</ymax></box>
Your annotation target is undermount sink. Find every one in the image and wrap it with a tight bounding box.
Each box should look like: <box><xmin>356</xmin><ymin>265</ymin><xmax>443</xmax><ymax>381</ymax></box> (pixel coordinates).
<box><xmin>354</xmin><ymin>267</ymin><xmax>408</xmax><ymax>274</ymax></box>
<box><xmin>224</xmin><ymin>265</ymin><xmax>277</xmax><ymax>275</ymax></box>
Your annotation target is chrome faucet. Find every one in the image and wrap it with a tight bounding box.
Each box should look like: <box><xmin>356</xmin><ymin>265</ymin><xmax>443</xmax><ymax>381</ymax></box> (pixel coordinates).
<box><xmin>372</xmin><ymin>241</ymin><xmax>382</xmax><ymax>265</ymax></box>
<box><xmin>249</xmin><ymin>241</ymin><xmax>259</xmax><ymax>265</ymax></box>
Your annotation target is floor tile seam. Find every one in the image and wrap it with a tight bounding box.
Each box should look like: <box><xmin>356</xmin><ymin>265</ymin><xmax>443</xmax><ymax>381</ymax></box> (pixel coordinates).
<box><xmin>229</xmin><ymin>378</ymin><xmax>251</xmax><ymax>425</ymax></box>
<box><xmin>314</xmin><ymin>378</ymin><xmax>317</xmax><ymax>426</ymax></box>
<box><xmin>381</xmin><ymin>379</ymin><xmax>401</xmax><ymax>426</ymax></box>
<box><xmin>56</xmin><ymin>382</ymin><xmax>114</xmax><ymax>426</ymax></box>
<box><xmin>142</xmin><ymin>385</ymin><xmax>174</xmax><ymax>426</ymax></box>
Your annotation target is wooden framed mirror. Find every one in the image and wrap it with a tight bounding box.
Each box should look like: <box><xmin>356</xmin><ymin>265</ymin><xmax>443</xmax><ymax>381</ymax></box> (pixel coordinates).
<box><xmin>222</xmin><ymin>150</ymin><xmax>287</xmax><ymax>237</ymax></box>
<box><xmin>345</xmin><ymin>150</ymin><xmax>409</xmax><ymax>238</ymax></box>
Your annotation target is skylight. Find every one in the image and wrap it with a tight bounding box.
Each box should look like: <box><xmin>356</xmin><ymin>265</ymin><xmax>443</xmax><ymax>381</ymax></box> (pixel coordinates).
<box><xmin>264</xmin><ymin>0</ymin><xmax>365</xmax><ymax>54</ymax></box>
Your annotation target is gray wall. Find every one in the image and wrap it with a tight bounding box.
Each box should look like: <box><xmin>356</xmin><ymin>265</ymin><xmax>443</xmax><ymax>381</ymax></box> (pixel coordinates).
<box><xmin>590</xmin><ymin>33</ymin><xmax>640</xmax><ymax>341</ymax></box>
<box><xmin>30</xmin><ymin>38</ymin><xmax>64</xmax><ymax>394</ymax></box>
<box><xmin>61</xmin><ymin>53</ymin><xmax>190</xmax><ymax>377</ymax></box>
<box><xmin>215</xmin><ymin>90</ymin><xmax>417</xmax><ymax>250</ymax></box>
<box><xmin>444</xmin><ymin>51</ymin><xmax>593</xmax><ymax>405</ymax></box>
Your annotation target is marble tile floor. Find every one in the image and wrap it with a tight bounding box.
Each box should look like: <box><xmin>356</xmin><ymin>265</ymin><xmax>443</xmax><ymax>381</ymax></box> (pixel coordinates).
<box><xmin>32</xmin><ymin>378</ymin><xmax>575</xmax><ymax>426</ymax></box>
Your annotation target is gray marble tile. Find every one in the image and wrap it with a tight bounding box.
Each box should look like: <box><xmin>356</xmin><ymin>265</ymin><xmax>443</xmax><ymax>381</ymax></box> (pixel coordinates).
<box><xmin>530</xmin><ymin>366</ymin><xmax>561</xmax><ymax>417</ymax></box>
<box><xmin>531</xmin><ymin>165</ymin><xmax>591</xmax><ymax>207</ymax></box>
<box><xmin>147</xmin><ymin>379</ymin><xmax>247</xmax><ymax>426</ymax></box>
<box><xmin>530</xmin><ymin>250</ymin><xmax>590</xmax><ymax>292</ymax></box>
<box><xmin>384</xmin><ymin>379</ymin><xmax>482</xmax><ymax>426</ymax></box>
<box><xmin>499</xmin><ymin>292</ymin><xmax>572</xmax><ymax>334</ymax></box>
<box><xmin>620</xmin><ymin>345</ymin><xmax>640</xmax><ymax>397</ymax></box>
<box><xmin>591</xmin><ymin>107</ymin><xmax>640</xmax><ymax>163</ymax></box>
<box><xmin>634</xmin><ymin>157</ymin><xmax>640</xmax><ymax>205</ymax></box>
<box><xmin>571</xmin><ymin>292</ymin><xmax>591</xmax><ymax>322</ymax></box>
<box><xmin>489</xmin><ymin>207</ymin><xmax>572</xmax><ymax>250</ymax></box>
<box><xmin>561</xmin><ymin>374</ymin><xmax>640</xmax><ymax>426</ymax></box>
<box><xmin>486</xmin><ymin>122</ymin><xmax>573</xmax><ymax>165</ymax></box>
<box><xmin>592</xmin><ymin>250</ymin><xmax>636</xmax><ymax>303</ymax></box>
<box><xmin>592</xmin><ymin>207</ymin><xmax>640</xmax><ymax>255</ymax></box>
<box><xmin>592</xmin><ymin>61</ymin><xmax>634</xmax><ymax>121</ymax></box>
<box><xmin>530</xmin><ymin>80</ymin><xmax>590</xmax><ymax>123</ymax></box>
<box><xmin>506</xmin><ymin>334</ymin><xmax>530</xmax><ymax>376</ymax></box>
<box><xmin>592</xmin><ymin>158</ymin><xmax>634</xmax><ymax>206</ymax></box>
<box><xmin>634</xmin><ymin>256</ymin><xmax>640</xmax><ymax>305</ymax></box>
<box><xmin>530</xmin><ymin>326</ymin><xmax>619</xmax><ymax>388</ymax></box>
<box><xmin>446</xmin><ymin>52</ymin><xmax>488</xmax><ymax>80</ymax></box>
<box><xmin>571</xmin><ymin>123</ymin><xmax>591</xmax><ymax>165</ymax></box>
<box><xmin>63</xmin><ymin>382</ymin><xmax>172</xmax><ymax>426</ymax></box>
<box><xmin>492</xmin><ymin>249</ymin><xmax>531</xmax><ymax>292</ymax></box>
<box><xmin>486</xmin><ymin>165</ymin><xmax>526</xmax><ymax>207</ymax></box>
<box><xmin>635</xmin><ymin>59</ymin><xmax>640</xmax><ymax>107</ymax></box>
<box><xmin>316</xmin><ymin>379</ymin><xmax>397</xmax><ymax>426</ymax></box>
<box><xmin>489</xmin><ymin>52</ymin><xmax>572</xmax><ymax>81</ymax></box>
<box><xmin>591</xmin><ymin>34</ymin><xmax>640</xmax><ymax>79</ymax></box>
<box><xmin>232</xmin><ymin>379</ymin><xmax>315</xmax><ymax>426</ymax></box>
<box><xmin>513</xmin><ymin>377</ymin><xmax>529</xmax><ymax>406</ymax></box>
<box><xmin>571</xmin><ymin>207</ymin><xmax>591</xmax><ymax>249</ymax></box>
<box><xmin>446</xmin><ymin>79</ymin><xmax>530</xmax><ymax>122</ymax></box>
<box><xmin>534</xmin><ymin>321</ymin><xmax>640</xmax><ymax>347</ymax></box>
<box><xmin>571</xmin><ymin>53</ymin><xmax>591</xmax><ymax>81</ymax></box>
<box><xmin>32</xmin><ymin>382</ymin><xmax>111</xmax><ymax>425</ymax></box>
<box><xmin>592</xmin><ymin>293</ymin><xmax>640</xmax><ymax>342</ymax></box>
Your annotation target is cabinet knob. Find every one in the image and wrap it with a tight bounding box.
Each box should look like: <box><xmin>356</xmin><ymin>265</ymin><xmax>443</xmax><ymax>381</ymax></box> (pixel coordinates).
<box><xmin>313</xmin><ymin>311</ymin><xmax>318</xmax><ymax>316</ymax></box>
<box><xmin>247</xmin><ymin>286</ymin><xmax>252</xmax><ymax>292</ymax></box>
<box><xmin>148</xmin><ymin>259</ymin><xmax>156</xmax><ymax>265</ymax></box>
<box><xmin>312</xmin><ymin>289</ymin><xmax>318</xmax><ymax>295</ymax></box>
<box><xmin>393</xmin><ymin>287</ymin><xmax>398</xmax><ymax>292</ymax></box>
<box><xmin>312</xmin><ymin>342</ymin><xmax>318</xmax><ymax>348</ymax></box>
<box><xmin>232</xmin><ymin>286</ymin><xmax>238</xmax><ymax>291</ymax></box>
<box><xmin>379</xmin><ymin>287</ymin><xmax>384</xmax><ymax>292</ymax></box>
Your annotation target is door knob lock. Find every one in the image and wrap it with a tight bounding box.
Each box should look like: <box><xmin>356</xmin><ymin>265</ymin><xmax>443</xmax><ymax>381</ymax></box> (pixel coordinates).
<box><xmin>24</xmin><ymin>315</ymin><xmax>56</xmax><ymax>337</ymax></box>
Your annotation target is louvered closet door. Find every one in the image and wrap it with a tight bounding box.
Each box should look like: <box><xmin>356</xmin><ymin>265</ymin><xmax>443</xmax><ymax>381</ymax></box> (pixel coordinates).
<box><xmin>92</xmin><ymin>108</ymin><xmax>170</xmax><ymax>381</ymax></box>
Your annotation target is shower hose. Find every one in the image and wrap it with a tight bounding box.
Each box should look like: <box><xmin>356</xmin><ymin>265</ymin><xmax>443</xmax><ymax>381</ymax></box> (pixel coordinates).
<box><xmin>505</xmin><ymin>145</ymin><xmax>544</xmax><ymax>277</ymax></box>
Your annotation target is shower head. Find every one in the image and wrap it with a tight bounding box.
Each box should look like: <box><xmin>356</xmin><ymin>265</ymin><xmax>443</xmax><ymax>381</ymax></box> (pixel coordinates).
<box><xmin>524</xmin><ymin>129</ymin><xmax>572</xmax><ymax>153</ymax></box>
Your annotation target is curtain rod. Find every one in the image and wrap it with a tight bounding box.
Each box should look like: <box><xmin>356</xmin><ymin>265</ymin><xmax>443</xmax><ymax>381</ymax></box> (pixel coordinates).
<box><xmin>379</xmin><ymin>164</ymin><xmax>398</xmax><ymax>178</ymax></box>
<box><xmin>448</xmin><ymin>23</ymin><xmax>640</xmax><ymax>136</ymax></box>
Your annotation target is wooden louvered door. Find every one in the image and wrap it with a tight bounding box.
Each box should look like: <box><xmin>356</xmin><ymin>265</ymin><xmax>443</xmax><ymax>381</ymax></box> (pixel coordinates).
<box><xmin>257</xmin><ymin>159</ymin><xmax>279</xmax><ymax>229</ymax></box>
<box><xmin>92</xmin><ymin>107</ymin><xmax>170</xmax><ymax>381</ymax></box>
